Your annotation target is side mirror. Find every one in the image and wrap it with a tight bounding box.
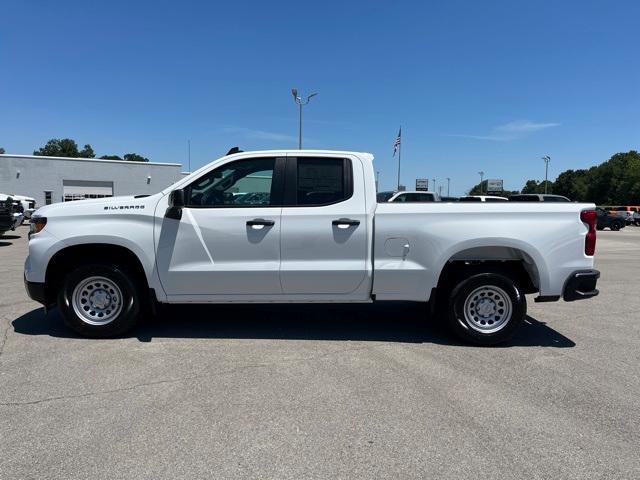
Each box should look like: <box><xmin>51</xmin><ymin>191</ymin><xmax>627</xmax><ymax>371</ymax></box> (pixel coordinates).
<box><xmin>166</xmin><ymin>189</ymin><xmax>185</xmax><ymax>220</ymax></box>
<box><xmin>169</xmin><ymin>189</ymin><xmax>185</xmax><ymax>207</ymax></box>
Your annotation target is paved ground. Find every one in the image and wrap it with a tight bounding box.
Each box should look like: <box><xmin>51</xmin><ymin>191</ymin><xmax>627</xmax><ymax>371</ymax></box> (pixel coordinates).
<box><xmin>1</xmin><ymin>225</ymin><xmax>639</xmax><ymax>479</ymax></box>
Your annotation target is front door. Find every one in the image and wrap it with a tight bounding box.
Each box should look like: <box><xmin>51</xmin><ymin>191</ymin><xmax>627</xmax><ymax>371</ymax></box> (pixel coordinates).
<box><xmin>279</xmin><ymin>156</ymin><xmax>369</xmax><ymax>296</ymax></box>
<box><xmin>157</xmin><ymin>156</ymin><xmax>283</xmax><ymax>297</ymax></box>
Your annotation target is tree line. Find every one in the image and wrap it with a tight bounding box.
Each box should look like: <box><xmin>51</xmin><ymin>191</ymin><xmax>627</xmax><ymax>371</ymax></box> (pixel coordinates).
<box><xmin>31</xmin><ymin>138</ymin><xmax>150</xmax><ymax>162</ymax></box>
<box><xmin>468</xmin><ymin>150</ymin><xmax>640</xmax><ymax>205</ymax></box>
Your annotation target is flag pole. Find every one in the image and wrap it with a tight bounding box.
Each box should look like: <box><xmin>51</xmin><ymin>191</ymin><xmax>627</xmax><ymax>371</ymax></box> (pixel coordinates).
<box><xmin>396</xmin><ymin>127</ymin><xmax>401</xmax><ymax>190</ymax></box>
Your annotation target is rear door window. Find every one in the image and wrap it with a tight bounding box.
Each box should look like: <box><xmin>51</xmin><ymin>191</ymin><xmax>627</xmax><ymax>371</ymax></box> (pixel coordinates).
<box><xmin>292</xmin><ymin>158</ymin><xmax>352</xmax><ymax>206</ymax></box>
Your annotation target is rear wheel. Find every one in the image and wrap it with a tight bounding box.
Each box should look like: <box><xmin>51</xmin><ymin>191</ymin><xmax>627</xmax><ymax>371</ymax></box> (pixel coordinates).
<box><xmin>58</xmin><ymin>264</ymin><xmax>143</xmax><ymax>338</ymax></box>
<box><xmin>611</xmin><ymin>221</ymin><xmax>621</xmax><ymax>231</ymax></box>
<box><xmin>447</xmin><ymin>272</ymin><xmax>526</xmax><ymax>346</ymax></box>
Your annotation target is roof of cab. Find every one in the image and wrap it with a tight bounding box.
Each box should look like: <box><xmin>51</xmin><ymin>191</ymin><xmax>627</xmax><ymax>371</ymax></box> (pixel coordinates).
<box><xmin>223</xmin><ymin>150</ymin><xmax>374</xmax><ymax>162</ymax></box>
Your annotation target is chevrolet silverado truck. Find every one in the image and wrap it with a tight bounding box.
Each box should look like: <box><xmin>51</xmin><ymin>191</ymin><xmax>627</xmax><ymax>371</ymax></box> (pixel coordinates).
<box><xmin>24</xmin><ymin>150</ymin><xmax>600</xmax><ymax>345</ymax></box>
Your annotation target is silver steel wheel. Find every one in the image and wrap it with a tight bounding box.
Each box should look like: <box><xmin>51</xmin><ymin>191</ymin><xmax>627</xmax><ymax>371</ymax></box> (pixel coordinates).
<box><xmin>462</xmin><ymin>285</ymin><xmax>513</xmax><ymax>334</ymax></box>
<box><xmin>71</xmin><ymin>276</ymin><xmax>124</xmax><ymax>326</ymax></box>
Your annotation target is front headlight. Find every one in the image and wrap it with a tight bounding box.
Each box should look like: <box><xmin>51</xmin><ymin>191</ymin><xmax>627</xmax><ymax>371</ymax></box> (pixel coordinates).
<box><xmin>29</xmin><ymin>216</ymin><xmax>47</xmax><ymax>238</ymax></box>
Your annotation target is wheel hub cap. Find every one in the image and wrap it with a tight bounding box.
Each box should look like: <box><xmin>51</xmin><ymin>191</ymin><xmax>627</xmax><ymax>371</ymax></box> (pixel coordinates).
<box><xmin>463</xmin><ymin>285</ymin><xmax>513</xmax><ymax>334</ymax></box>
<box><xmin>72</xmin><ymin>276</ymin><xmax>123</xmax><ymax>326</ymax></box>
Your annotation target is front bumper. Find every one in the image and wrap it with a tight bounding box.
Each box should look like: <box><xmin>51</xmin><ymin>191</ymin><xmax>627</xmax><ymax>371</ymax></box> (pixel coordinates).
<box><xmin>24</xmin><ymin>275</ymin><xmax>47</xmax><ymax>306</ymax></box>
<box><xmin>563</xmin><ymin>269</ymin><xmax>600</xmax><ymax>301</ymax></box>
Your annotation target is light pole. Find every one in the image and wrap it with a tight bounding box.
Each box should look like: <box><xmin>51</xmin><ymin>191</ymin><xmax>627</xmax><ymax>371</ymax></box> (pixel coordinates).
<box><xmin>478</xmin><ymin>171</ymin><xmax>484</xmax><ymax>194</ymax></box>
<box><xmin>542</xmin><ymin>155</ymin><xmax>551</xmax><ymax>194</ymax></box>
<box><xmin>446</xmin><ymin>177</ymin><xmax>450</xmax><ymax>196</ymax></box>
<box><xmin>432</xmin><ymin>178</ymin><xmax>436</xmax><ymax>193</ymax></box>
<box><xmin>291</xmin><ymin>88</ymin><xmax>318</xmax><ymax>149</ymax></box>
<box><xmin>376</xmin><ymin>170</ymin><xmax>380</xmax><ymax>192</ymax></box>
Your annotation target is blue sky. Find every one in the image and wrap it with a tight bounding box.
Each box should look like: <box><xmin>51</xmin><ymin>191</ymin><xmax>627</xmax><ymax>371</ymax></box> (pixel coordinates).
<box><xmin>1</xmin><ymin>0</ymin><xmax>638</xmax><ymax>194</ymax></box>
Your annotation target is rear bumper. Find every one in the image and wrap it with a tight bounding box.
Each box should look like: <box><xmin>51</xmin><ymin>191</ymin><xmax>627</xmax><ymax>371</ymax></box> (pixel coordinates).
<box><xmin>24</xmin><ymin>276</ymin><xmax>47</xmax><ymax>306</ymax></box>
<box><xmin>563</xmin><ymin>269</ymin><xmax>600</xmax><ymax>301</ymax></box>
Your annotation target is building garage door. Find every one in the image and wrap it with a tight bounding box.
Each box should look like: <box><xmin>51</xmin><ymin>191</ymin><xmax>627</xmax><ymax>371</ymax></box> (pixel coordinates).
<box><xmin>63</xmin><ymin>180</ymin><xmax>114</xmax><ymax>202</ymax></box>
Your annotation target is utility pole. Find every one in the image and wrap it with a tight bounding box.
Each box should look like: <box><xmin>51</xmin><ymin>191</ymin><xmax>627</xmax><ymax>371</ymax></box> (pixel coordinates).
<box><xmin>291</xmin><ymin>88</ymin><xmax>318</xmax><ymax>149</ymax></box>
<box><xmin>432</xmin><ymin>178</ymin><xmax>436</xmax><ymax>193</ymax></box>
<box><xmin>478</xmin><ymin>171</ymin><xmax>484</xmax><ymax>194</ymax></box>
<box><xmin>542</xmin><ymin>155</ymin><xmax>551</xmax><ymax>194</ymax></box>
<box><xmin>446</xmin><ymin>177</ymin><xmax>450</xmax><ymax>196</ymax></box>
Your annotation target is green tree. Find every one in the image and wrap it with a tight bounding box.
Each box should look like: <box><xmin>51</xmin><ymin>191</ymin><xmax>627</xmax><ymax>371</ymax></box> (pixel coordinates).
<box><xmin>99</xmin><ymin>155</ymin><xmax>123</xmax><ymax>160</ymax></box>
<box><xmin>553</xmin><ymin>169</ymin><xmax>588</xmax><ymax>201</ymax></box>
<box><xmin>79</xmin><ymin>144</ymin><xmax>95</xmax><ymax>158</ymax></box>
<box><xmin>520</xmin><ymin>180</ymin><xmax>540</xmax><ymax>194</ymax></box>
<box><xmin>123</xmin><ymin>153</ymin><xmax>149</xmax><ymax>162</ymax></box>
<box><xmin>33</xmin><ymin>138</ymin><xmax>96</xmax><ymax>158</ymax></box>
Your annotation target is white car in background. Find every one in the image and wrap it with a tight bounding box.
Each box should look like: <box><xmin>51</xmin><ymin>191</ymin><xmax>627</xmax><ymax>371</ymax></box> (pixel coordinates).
<box><xmin>9</xmin><ymin>195</ymin><xmax>37</xmax><ymax>219</ymax></box>
<box><xmin>377</xmin><ymin>190</ymin><xmax>441</xmax><ymax>202</ymax></box>
<box><xmin>0</xmin><ymin>193</ymin><xmax>24</xmax><ymax>230</ymax></box>
<box><xmin>459</xmin><ymin>195</ymin><xmax>509</xmax><ymax>202</ymax></box>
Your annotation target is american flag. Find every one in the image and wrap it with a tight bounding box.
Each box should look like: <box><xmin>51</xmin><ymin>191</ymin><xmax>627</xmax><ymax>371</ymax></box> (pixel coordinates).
<box><xmin>393</xmin><ymin>128</ymin><xmax>401</xmax><ymax>157</ymax></box>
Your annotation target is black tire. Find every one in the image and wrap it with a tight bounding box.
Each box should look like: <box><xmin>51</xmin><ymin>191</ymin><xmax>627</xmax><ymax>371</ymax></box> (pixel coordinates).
<box><xmin>58</xmin><ymin>263</ymin><xmax>143</xmax><ymax>338</ymax></box>
<box><xmin>596</xmin><ymin>226</ymin><xmax>604</xmax><ymax>231</ymax></box>
<box><xmin>447</xmin><ymin>272</ymin><xmax>526</xmax><ymax>346</ymax></box>
<box><xmin>611</xmin><ymin>222</ymin><xmax>621</xmax><ymax>231</ymax></box>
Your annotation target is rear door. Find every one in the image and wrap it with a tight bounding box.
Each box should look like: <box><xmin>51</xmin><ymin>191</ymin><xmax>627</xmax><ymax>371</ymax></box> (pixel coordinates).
<box><xmin>279</xmin><ymin>155</ymin><xmax>369</xmax><ymax>297</ymax></box>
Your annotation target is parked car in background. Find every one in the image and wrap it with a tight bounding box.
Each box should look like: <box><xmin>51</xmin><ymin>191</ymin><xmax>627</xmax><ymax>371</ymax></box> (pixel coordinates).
<box><xmin>377</xmin><ymin>191</ymin><xmax>440</xmax><ymax>202</ymax></box>
<box><xmin>632</xmin><ymin>208</ymin><xmax>640</xmax><ymax>226</ymax></box>
<box><xmin>388</xmin><ymin>191</ymin><xmax>440</xmax><ymax>202</ymax></box>
<box><xmin>509</xmin><ymin>194</ymin><xmax>571</xmax><ymax>202</ymax></box>
<box><xmin>596</xmin><ymin>207</ymin><xmax>625</xmax><ymax>231</ymax></box>
<box><xmin>10</xmin><ymin>195</ymin><xmax>37</xmax><ymax>219</ymax></box>
<box><xmin>376</xmin><ymin>191</ymin><xmax>395</xmax><ymax>202</ymax></box>
<box><xmin>9</xmin><ymin>197</ymin><xmax>25</xmax><ymax>226</ymax></box>
<box><xmin>0</xmin><ymin>195</ymin><xmax>14</xmax><ymax>236</ymax></box>
<box><xmin>608</xmin><ymin>206</ymin><xmax>636</xmax><ymax>225</ymax></box>
<box><xmin>459</xmin><ymin>195</ymin><xmax>509</xmax><ymax>202</ymax></box>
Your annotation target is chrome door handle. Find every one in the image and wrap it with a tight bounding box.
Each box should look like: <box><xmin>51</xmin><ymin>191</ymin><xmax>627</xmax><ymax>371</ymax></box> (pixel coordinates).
<box><xmin>332</xmin><ymin>218</ymin><xmax>360</xmax><ymax>229</ymax></box>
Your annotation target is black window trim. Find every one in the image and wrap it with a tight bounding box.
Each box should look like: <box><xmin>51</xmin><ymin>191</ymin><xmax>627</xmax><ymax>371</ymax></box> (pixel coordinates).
<box><xmin>283</xmin><ymin>156</ymin><xmax>354</xmax><ymax>207</ymax></box>
<box><xmin>183</xmin><ymin>156</ymin><xmax>285</xmax><ymax>208</ymax></box>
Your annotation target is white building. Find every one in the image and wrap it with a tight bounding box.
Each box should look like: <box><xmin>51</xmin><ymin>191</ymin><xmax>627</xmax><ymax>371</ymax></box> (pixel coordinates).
<box><xmin>0</xmin><ymin>154</ymin><xmax>184</xmax><ymax>207</ymax></box>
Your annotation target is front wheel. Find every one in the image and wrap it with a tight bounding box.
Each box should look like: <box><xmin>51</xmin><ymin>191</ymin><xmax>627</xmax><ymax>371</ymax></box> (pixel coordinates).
<box><xmin>58</xmin><ymin>264</ymin><xmax>143</xmax><ymax>338</ymax></box>
<box><xmin>611</xmin><ymin>222</ymin><xmax>621</xmax><ymax>231</ymax></box>
<box><xmin>447</xmin><ymin>273</ymin><xmax>526</xmax><ymax>346</ymax></box>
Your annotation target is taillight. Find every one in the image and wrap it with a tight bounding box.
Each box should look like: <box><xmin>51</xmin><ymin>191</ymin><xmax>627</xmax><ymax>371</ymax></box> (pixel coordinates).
<box><xmin>580</xmin><ymin>209</ymin><xmax>597</xmax><ymax>256</ymax></box>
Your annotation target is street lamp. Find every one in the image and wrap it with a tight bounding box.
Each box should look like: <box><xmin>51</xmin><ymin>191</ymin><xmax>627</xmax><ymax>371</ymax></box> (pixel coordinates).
<box><xmin>542</xmin><ymin>155</ymin><xmax>551</xmax><ymax>194</ymax></box>
<box><xmin>478</xmin><ymin>171</ymin><xmax>484</xmax><ymax>194</ymax></box>
<box><xmin>291</xmin><ymin>88</ymin><xmax>318</xmax><ymax>149</ymax></box>
<box><xmin>446</xmin><ymin>177</ymin><xmax>451</xmax><ymax>196</ymax></box>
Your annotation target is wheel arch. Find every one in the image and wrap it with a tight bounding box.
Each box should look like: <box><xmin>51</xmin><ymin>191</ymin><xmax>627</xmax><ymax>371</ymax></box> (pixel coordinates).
<box><xmin>434</xmin><ymin>241</ymin><xmax>547</xmax><ymax>298</ymax></box>
<box><xmin>44</xmin><ymin>243</ymin><xmax>149</xmax><ymax>307</ymax></box>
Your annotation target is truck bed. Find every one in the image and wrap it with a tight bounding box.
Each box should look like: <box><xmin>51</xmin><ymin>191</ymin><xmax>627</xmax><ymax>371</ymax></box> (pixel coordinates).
<box><xmin>372</xmin><ymin>202</ymin><xmax>594</xmax><ymax>301</ymax></box>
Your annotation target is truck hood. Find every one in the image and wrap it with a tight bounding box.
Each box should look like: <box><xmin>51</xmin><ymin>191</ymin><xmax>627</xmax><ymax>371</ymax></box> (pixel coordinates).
<box><xmin>34</xmin><ymin>193</ymin><xmax>163</xmax><ymax>218</ymax></box>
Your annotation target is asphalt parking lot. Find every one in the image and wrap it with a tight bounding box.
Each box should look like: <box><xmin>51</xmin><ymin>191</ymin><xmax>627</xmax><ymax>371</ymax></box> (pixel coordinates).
<box><xmin>1</xmin><ymin>226</ymin><xmax>639</xmax><ymax>479</ymax></box>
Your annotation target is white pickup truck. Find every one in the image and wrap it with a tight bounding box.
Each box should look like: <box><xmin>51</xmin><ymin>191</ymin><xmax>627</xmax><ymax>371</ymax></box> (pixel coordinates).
<box><xmin>25</xmin><ymin>150</ymin><xmax>600</xmax><ymax>345</ymax></box>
